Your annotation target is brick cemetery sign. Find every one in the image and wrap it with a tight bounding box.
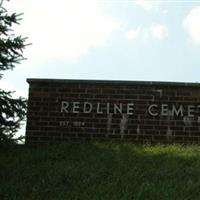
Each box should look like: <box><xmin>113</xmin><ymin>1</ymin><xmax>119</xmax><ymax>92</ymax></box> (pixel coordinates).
<box><xmin>26</xmin><ymin>79</ymin><xmax>200</xmax><ymax>144</ymax></box>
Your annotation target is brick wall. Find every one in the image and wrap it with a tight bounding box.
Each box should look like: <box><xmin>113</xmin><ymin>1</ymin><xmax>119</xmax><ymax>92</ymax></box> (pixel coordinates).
<box><xmin>26</xmin><ymin>79</ymin><xmax>200</xmax><ymax>144</ymax></box>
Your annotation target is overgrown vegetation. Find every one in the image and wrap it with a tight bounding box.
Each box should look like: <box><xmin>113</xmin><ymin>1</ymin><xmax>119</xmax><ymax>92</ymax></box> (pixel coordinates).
<box><xmin>1</xmin><ymin>143</ymin><xmax>200</xmax><ymax>200</ymax></box>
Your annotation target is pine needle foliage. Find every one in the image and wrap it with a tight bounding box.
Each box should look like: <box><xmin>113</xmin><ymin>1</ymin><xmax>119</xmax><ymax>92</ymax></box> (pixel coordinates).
<box><xmin>0</xmin><ymin>0</ymin><xmax>27</xmax><ymax>144</ymax></box>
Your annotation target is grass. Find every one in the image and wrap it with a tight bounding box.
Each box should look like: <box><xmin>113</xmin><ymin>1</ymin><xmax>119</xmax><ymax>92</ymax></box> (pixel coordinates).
<box><xmin>1</xmin><ymin>143</ymin><xmax>200</xmax><ymax>200</ymax></box>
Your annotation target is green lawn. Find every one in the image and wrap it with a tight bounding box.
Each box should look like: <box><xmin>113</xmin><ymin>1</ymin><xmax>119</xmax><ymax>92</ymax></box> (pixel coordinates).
<box><xmin>1</xmin><ymin>143</ymin><xmax>200</xmax><ymax>200</ymax></box>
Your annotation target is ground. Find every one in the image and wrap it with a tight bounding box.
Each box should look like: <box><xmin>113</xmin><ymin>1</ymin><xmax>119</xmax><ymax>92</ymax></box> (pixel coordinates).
<box><xmin>1</xmin><ymin>143</ymin><xmax>200</xmax><ymax>200</ymax></box>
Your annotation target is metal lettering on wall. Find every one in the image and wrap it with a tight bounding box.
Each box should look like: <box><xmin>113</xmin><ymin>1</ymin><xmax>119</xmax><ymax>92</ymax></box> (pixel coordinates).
<box><xmin>60</xmin><ymin>101</ymin><xmax>200</xmax><ymax>128</ymax></box>
<box><xmin>61</xmin><ymin>101</ymin><xmax>200</xmax><ymax>117</ymax></box>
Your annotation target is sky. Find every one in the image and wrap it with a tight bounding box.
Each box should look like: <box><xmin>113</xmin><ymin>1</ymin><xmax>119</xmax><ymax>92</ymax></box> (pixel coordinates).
<box><xmin>1</xmin><ymin>0</ymin><xmax>200</xmax><ymax>137</ymax></box>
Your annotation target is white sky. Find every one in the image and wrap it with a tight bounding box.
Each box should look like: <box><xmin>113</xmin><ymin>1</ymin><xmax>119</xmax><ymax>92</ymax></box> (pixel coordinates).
<box><xmin>1</xmin><ymin>0</ymin><xmax>200</xmax><ymax>137</ymax></box>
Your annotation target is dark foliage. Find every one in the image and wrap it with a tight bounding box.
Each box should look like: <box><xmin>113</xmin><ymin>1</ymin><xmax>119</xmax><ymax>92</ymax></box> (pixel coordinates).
<box><xmin>0</xmin><ymin>0</ymin><xmax>27</xmax><ymax>144</ymax></box>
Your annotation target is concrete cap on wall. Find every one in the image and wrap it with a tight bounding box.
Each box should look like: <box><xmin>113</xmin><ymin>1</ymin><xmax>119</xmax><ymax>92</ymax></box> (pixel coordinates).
<box><xmin>27</xmin><ymin>78</ymin><xmax>200</xmax><ymax>87</ymax></box>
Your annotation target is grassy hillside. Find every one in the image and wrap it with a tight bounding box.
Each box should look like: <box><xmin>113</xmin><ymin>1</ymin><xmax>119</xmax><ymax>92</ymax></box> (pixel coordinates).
<box><xmin>1</xmin><ymin>143</ymin><xmax>200</xmax><ymax>200</ymax></box>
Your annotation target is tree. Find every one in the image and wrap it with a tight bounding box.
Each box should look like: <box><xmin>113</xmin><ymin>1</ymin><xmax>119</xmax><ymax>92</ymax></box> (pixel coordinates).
<box><xmin>0</xmin><ymin>0</ymin><xmax>27</xmax><ymax>144</ymax></box>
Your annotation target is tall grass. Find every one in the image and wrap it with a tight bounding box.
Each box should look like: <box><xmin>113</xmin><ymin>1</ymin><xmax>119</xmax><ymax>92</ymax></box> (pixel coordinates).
<box><xmin>1</xmin><ymin>143</ymin><xmax>200</xmax><ymax>200</ymax></box>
